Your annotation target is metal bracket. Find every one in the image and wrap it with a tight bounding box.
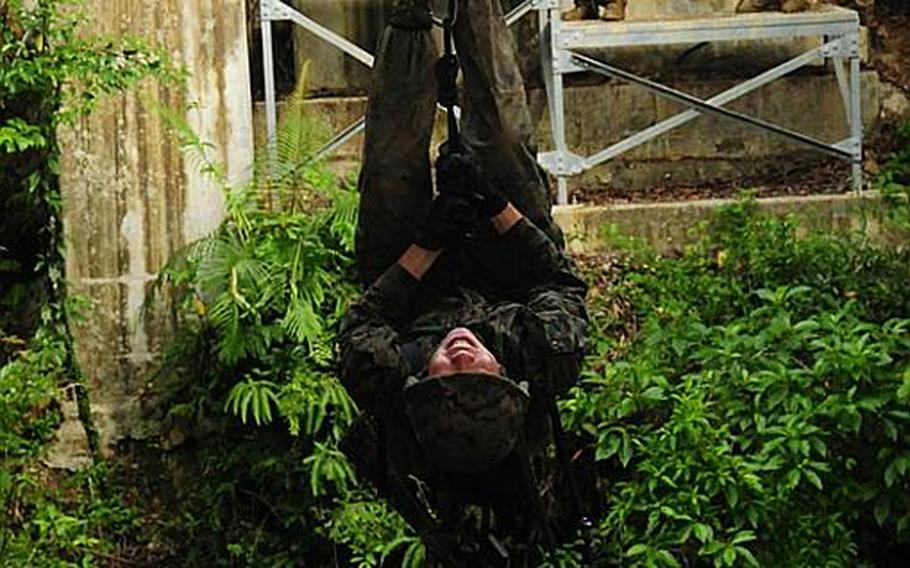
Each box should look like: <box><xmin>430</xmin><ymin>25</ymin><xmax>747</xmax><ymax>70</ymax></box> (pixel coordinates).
<box><xmin>833</xmin><ymin>136</ymin><xmax>862</xmax><ymax>157</ymax></box>
<box><xmin>538</xmin><ymin>150</ymin><xmax>586</xmax><ymax>175</ymax></box>
<box><xmin>260</xmin><ymin>0</ymin><xmax>289</xmax><ymax>21</ymax></box>
<box><xmin>531</xmin><ymin>0</ymin><xmax>561</xmax><ymax>10</ymax></box>
<box><xmin>821</xmin><ymin>34</ymin><xmax>860</xmax><ymax>59</ymax></box>
<box><xmin>554</xmin><ymin>50</ymin><xmax>583</xmax><ymax>73</ymax></box>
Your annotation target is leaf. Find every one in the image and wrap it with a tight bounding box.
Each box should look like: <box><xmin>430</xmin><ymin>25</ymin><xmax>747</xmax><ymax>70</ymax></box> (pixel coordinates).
<box><xmin>641</xmin><ymin>386</ymin><xmax>665</xmax><ymax>401</ymax></box>
<box><xmin>693</xmin><ymin>523</ymin><xmax>713</xmax><ymax>544</ymax></box>
<box><xmin>804</xmin><ymin>469</ymin><xmax>823</xmax><ymax>490</ymax></box>
<box><xmin>731</xmin><ymin>531</ymin><xmax>756</xmax><ymax>545</ymax></box>
<box><xmin>786</xmin><ymin>468</ymin><xmax>801</xmax><ymax>489</ymax></box>
<box><xmin>735</xmin><ymin>546</ymin><xmax>760</xmax><ymax>567</ymax></box>
<box><xmin>724</xmin><ymin>484</ymin><xmax>739</xmax><ymax>509</ymax></box>
<box><xmin>875</xmin><ymin>498</ymin><xmax>891</xmax><ymax>527</ymax></box>
<box><xmin>619</xmin><ymin>430</ymin><xmax>633</xmax><ymax>467</ymax></box>
<box><xmin>657</xmin><ymin>549</ymin><xmax>681</xmax><ymax>568</ymax></box>
<box><xmin>722</xmin><ymin>546</ymin><xmax>737</xmax><ymax>566</ymax></box>
<box><xmin>626</xmin><ymin>544</ymin><xmax>648</xmax><ymax>557</ymax></box>
<box><xmin>595</xmin><ymin>432</ymin><xmax>621</xmax><ymax>462</ymax></box>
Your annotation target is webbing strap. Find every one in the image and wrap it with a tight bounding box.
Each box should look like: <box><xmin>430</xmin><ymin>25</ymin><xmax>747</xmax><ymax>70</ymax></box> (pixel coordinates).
<box><xmin>434</xmin><ymin>0</ymin><xmax>462</xmax><ymax>152</ymax></box>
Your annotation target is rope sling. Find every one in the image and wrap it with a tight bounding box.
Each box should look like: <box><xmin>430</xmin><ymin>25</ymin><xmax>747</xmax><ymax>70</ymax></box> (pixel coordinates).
<box><xmin>433</xmin><ymin>0</ymin><xmax>462</xmax><ymax>154</ymax></box>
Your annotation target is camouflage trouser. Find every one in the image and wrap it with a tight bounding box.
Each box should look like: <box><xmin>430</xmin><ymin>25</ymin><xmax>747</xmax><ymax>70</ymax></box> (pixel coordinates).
<box><xmin>355</xmin><ymin>0</ymin><xmax>562</xmax><ymax>286</ymax></box>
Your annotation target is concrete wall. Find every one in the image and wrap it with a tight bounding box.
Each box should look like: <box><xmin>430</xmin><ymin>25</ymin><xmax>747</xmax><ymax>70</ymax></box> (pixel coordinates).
<box><xmin>55</xmin><ymin>1</ymin><xmax>254</xmax><ymax>465</ymax></box>
<box><xmin>291</xmin><ymin>0</ymin><xmax>390</xmax><ymax>95</ymax></box>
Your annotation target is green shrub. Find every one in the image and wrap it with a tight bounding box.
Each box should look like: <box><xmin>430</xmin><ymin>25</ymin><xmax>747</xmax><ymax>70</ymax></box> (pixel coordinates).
<box><xmin>147</xmin><ymin>84</ymin><xmax>421</xmax><ymax>566</ymax></box>
<box><xmin>565</xmin><ymin>203</ymin><xmax>910</xmax><ymax>566</ymax></box>
<box><xmin>877</xmin><ymin>121</ymin><xmax>910</xmax><ymax>233</ymax></box>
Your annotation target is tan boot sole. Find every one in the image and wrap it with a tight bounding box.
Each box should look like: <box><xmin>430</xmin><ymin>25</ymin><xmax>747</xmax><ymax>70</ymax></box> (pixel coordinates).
<box><xmin>598</xmin><ymin>1</ymin><xmax>625</xmax><ymax>21</ymax></box>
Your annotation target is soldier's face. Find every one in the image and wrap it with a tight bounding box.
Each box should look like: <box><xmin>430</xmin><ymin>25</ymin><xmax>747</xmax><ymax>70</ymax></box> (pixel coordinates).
<box><xmin>427</xmin><ymin>327</ymin><xmax>502</xmax><ymax>377</ymax></box>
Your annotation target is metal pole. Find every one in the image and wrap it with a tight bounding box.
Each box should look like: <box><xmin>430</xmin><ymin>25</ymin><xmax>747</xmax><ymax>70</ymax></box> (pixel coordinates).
<box><xmin>583</xmin><ymin>44</ymin><xmax>832</xmax><ymax>169</ymax></box>
<box><xmin>849</xmin><ymin>34</ymin><xmax>863</xmax><ymax>193</ymax></box>
<box><xmin>261</xmin><ymin>1</ymin><xmax>278</xmax><ymax>151</ymax></box>
<box><xmin>545</xmin><ymin>6</ymin><xmax>570</xmax><ymax>205</ymax></box>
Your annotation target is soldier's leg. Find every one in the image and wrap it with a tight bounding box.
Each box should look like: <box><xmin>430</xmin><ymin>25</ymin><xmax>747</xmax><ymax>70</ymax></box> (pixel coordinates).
<box><xmin>453</xmin><ymin>0</ymin><xmax>564</xmax><ymax>247</ymax></box>
<box><xmin>355</xmin><ymin>0</ymin><xmax>439</xmax><ymax>286</ymax></box>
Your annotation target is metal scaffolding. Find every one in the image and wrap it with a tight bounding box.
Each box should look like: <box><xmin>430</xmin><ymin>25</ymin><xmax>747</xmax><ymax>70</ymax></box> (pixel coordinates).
<box><xmin>260</xmin><ymin>1</ymin><xmax>863</xmax><ymax>204</ymax></box>
<box><xmin>532</xmin><ymin>2</ymin><xmax>863</xmax><ymax>203</ymax></box>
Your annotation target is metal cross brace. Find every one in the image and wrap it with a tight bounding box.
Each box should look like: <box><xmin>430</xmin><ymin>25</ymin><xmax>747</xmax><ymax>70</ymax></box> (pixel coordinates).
<box><xmin>535</xmin><ymin>5</ymin><xmax>864</xmax><ymax>202</ymax></box>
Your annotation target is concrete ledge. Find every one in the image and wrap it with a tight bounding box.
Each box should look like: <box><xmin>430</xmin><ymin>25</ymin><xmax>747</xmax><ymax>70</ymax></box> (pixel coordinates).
<box><xmin>552</xmin><ymin>191</ymin><xmax>902</xmax><ymax>254</ymax></box>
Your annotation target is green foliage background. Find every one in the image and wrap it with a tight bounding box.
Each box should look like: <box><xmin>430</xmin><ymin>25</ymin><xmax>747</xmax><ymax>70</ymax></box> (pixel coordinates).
<box><xmin>3</xmin><ymin>1</ymin><xmax>910</xmax><ymax>566</ymax></box>
<box><xmin>563</xmin><ymin>201</ymin><xmax>910</xmax><ymax>567</ymax></box>
<box><xmin>1</xmin><ymin>0</ymin><xmax>169</xmax><ymax>565</ymax></box>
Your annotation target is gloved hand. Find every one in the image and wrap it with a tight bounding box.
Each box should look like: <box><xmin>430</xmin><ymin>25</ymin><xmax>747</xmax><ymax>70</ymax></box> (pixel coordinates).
<box><xmin>436</xmin><ymin>146</ymin><xmax>509</xmax><ymax>218</ymax></box>
<box><xmin>413</xmin><ymin>192</ymin><xmax>477</xmax><ymax>251</ymax></box>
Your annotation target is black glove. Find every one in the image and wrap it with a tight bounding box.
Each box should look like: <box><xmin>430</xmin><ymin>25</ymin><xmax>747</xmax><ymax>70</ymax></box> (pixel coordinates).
<box><xmin>413</xmin><ymin>192</ymin><xmax>477</xmax><ymax>251</ymax></box>
<box><xmin>435</xmin><ymin>147</ymin><xmax>508</xmax><ymax>218</ymax></box>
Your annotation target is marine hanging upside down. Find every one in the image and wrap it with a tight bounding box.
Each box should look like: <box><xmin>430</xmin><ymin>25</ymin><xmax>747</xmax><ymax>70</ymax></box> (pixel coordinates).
<box><xmin>337</xmin><ymin>0</ymin><xmax>588</xmax><ymax>554</ymax></box>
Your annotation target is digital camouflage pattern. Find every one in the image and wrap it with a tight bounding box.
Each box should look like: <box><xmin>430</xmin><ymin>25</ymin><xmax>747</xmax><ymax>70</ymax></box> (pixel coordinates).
<box><xmin>403</xmin><ymin>372</ymin><xmax>530</xmax><ymax>474</ymax></box>
<box><xmin>339</xmin><ymin>218</ymin><xmax>588</xmax><ymax>477</ymax></box>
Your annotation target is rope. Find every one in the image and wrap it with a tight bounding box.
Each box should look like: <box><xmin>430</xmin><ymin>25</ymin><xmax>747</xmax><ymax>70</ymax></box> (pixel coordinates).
<box><xmin>433</xmin><ymin>0</ymin><xmax>462</xmax><ymax>153</ymax></box>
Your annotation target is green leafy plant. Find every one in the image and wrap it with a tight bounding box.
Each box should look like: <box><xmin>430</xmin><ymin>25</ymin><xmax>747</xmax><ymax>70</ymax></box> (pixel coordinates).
<box><xmin>147</xmin><ymin>74</ymin><xmax>420</xmax><ymax>565</ymax></box>
<box><xmin>565</xmin><ymin>202</ymin><xmax>910</xmax><ymax>566</ymax></box>
<box><xmin>877</xmin><ymin>121</ymin><xmax>910</xmax><ymax>233</ymax></box>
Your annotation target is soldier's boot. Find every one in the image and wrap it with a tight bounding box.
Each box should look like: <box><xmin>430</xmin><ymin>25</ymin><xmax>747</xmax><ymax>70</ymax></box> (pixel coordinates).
<box><xmin>781</xmin><ymin>0</ymin><xmax>816</xmax><ymax>12</ymax></box>
<box><xmin>390</xmin><ymin>0</ymin><xmax>432</xmax><ymax>29</ymax></box>
<box><xmin>736</xmin><ymin>0</ymin><xmax>781</xmax><ymax>12</ymax></box>
<box><xmin>562</xmin><ymin>1</ymin><xmax>598</xmax><ymax>21</ymax></box>
<box><xmin>598</xmin><ymin>0</ymin><xmax>627</xmax><ymax>21</ymax></box>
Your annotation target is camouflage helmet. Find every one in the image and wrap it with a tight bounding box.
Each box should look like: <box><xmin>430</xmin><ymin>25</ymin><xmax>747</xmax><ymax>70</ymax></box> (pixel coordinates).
<box><xmin>403</xmin><ymin>372</ymin><xmax>530</xmax><ymax>474</ymax></box>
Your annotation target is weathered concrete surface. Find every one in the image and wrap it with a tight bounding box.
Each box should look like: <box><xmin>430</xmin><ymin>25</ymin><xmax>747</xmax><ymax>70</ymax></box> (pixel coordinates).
<box><xmin>57</xmin><ymin>1</ymin><xmax>254</xmax><ymax>463</ymax></box>
<box><xmin>254</xmin><ymin>70</ymin><xmax>879</xmax><ymax>189</ymax></box>
<box><xmin>552</xmin><ymin>191</ymin><xmax>900</xmax><ymax>254</ymax></box>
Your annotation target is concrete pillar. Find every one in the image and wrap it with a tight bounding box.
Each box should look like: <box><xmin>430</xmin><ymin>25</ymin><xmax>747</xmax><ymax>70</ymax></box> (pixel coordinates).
<box><xmin>54</xmin><ymin>0</ymin><xmax>254</xmax><ymax>465</ymax></box>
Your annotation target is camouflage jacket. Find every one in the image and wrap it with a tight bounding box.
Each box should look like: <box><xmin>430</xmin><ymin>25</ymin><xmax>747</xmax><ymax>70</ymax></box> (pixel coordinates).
<box><xmin>339</xmin><ymin>217</ymin><xmax>588</xmax><ymax>444</ymax></box>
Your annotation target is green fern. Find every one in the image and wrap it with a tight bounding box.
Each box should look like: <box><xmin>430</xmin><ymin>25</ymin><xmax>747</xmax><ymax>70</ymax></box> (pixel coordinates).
<box><xmin>225</xmin><ymin>375</ymin><xmax>279</xmax><ymax>426</ymax></box>
<box><xmin>147</xmin><ymin>68</ymin><xmax>428</xmax><ymax>567</ymax></box>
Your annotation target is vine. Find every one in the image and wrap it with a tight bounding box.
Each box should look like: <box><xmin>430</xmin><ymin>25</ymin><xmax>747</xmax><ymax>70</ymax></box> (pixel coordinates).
<box><xmin>1</xmin><ymin>0</ymin><xmax>169</xmax><ymax>458</ymax></box>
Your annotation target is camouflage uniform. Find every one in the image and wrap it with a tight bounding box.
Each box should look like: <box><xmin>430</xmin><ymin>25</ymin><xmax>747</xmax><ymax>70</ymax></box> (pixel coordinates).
<box><xmin>355</xmin><ymin>0</ymin><xmax>563</xmax><ymax>287</ymax></box>
<box><xmin>339</xmin><ymin>0</ymin><xmax>588</xmax><ymax>515</ymax></box>
<box><xmin>340</xmin><ymin>219</ymin><xmax>588</xmax><ymax>474</ymax></box>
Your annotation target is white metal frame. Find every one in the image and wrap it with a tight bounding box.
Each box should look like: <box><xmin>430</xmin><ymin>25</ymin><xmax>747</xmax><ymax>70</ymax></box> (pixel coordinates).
<box><xmin>530</xmin><ymin>2</ymin><xmax>863</xmax><ymax>203</ymax></box>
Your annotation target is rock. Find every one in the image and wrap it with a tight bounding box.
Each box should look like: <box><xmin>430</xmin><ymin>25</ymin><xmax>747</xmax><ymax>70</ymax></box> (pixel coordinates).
<box><xmin>880</xmin><ymin>82</ymin><xmax>910</xmax><ymax>120</ymax></box>
<box><xmin>43</xmin><ymin>395</ymin><xmax>93</xmax><ymax>471</ymax></box>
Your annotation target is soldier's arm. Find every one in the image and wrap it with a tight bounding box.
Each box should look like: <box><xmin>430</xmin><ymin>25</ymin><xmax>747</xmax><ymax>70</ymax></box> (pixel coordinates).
<box><xmin>489</xmin><ymin>204</ymin><xmax>589</xmax><ymax>394</ymax></box>
<box><xmin>339</xmin><ymin>245</ymin><xmax>441</xmax><ymax>412</ymax></box>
